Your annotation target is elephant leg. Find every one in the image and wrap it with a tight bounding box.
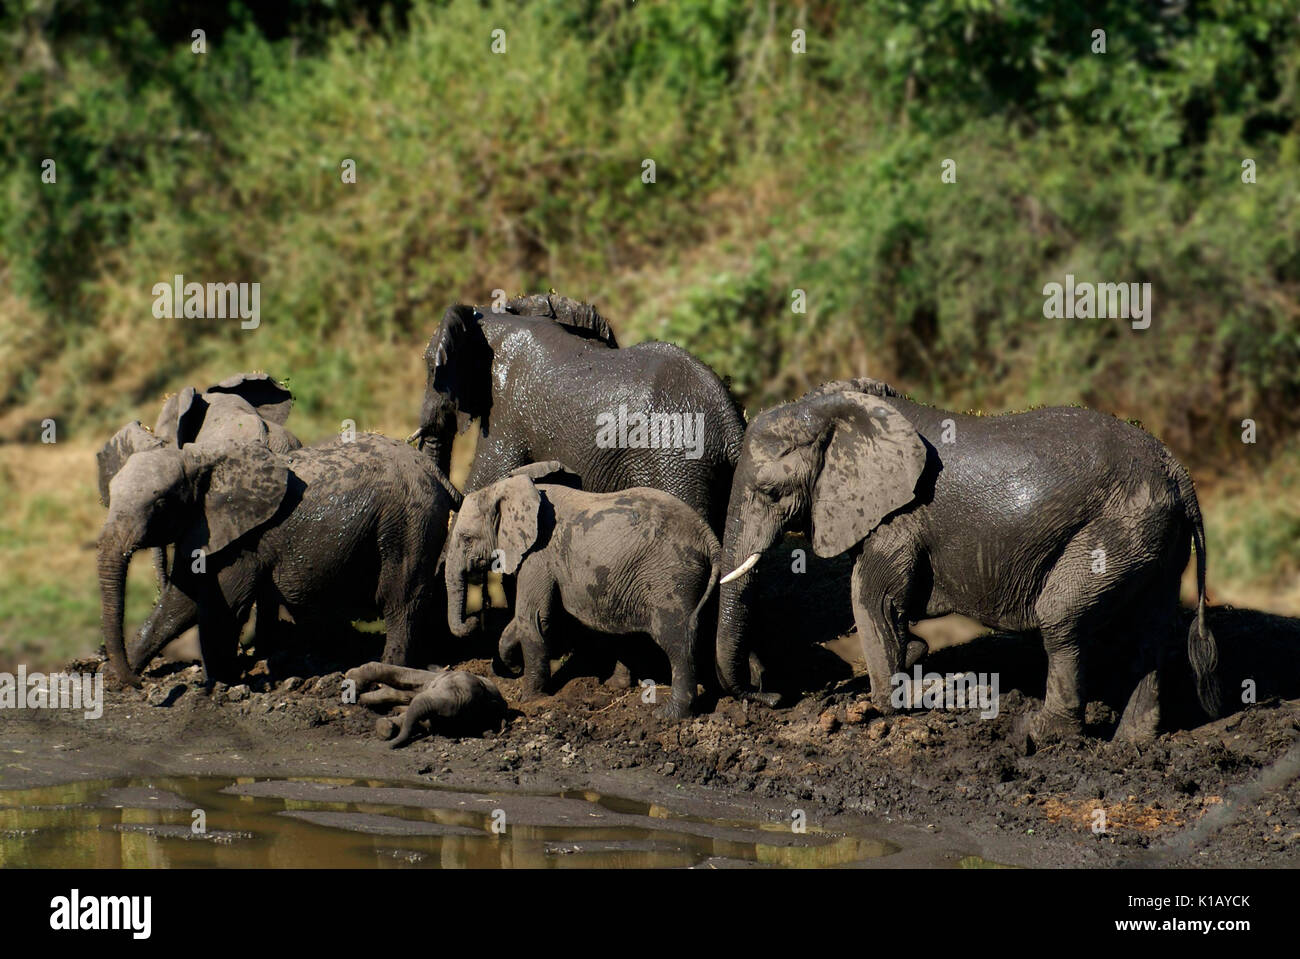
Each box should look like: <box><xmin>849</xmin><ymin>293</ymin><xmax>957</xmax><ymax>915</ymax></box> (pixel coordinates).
<box><xmin>1113</xmin><ymin>579</ymin><xmax>1180</xmax><ymax>743</ymax></box>
<box><xmin>359</xmin><ymin>685</ymin><xmax>416</xmax><ymax>708</ymax></box>
<box><xmin>1034</xmin><ymin>622</ymin><xmax>1085</xmax><ymax>740</ymax></box>
<box><xmin>152</xmin><ymin>546</ymin><xmax>169</xmax><ymax>594</ymax></box>
<box><xmin>651</xmin><ymin>604</ymin><xmax>699</xmax><ymax>719</ymax></box>
<box><xmin>850</xmin><ymin>555</ymin><xmax>910</xmax><ymax>713</ymax></box>
<box><xmin>1031</xmin><ymin>534</ymin><xmax>1147</xmax><ymax>742</ymax></box>
<box><xmin>512</xmin><ymin>570</ymin><xmax>556</xmax><ymax>700</ymax></box>
<box><xmin>196</xmin><ymin>603</ymin><xmax>242</xmax><ymax>685</ymax></box>
<box><xmin>128</xmin><ymin>585</ymin><xmax>198</xmax><ymax>673</ymax></box>
<box><xmin>347</xmin><ymin>661</ymin><xmax>444</xmax><ymax>691</ymax></box>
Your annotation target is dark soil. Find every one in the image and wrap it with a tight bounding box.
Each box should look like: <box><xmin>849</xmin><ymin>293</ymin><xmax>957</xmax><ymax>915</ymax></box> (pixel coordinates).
<box><xmin>5</xmin><ymin>595</ymin><xmax>1299</xmax><ymax>868</ymax></box>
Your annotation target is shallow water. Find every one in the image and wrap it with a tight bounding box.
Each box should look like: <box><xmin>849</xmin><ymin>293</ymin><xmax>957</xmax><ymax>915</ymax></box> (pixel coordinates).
<box><xmin>0</xmin><ymin>776</ymin><xmax>922</xmax><ymax>868</ymax></box>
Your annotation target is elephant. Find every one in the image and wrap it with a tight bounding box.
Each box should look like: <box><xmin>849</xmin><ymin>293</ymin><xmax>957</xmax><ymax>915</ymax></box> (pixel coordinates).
<box><xmin>714</xmin><ymin>377</ymin><xmax>1220</xmax><ymax>744</ymax></box>
<box><xmin>410</xmin><ymin>293</ymin><xmax>745</xmax><ymax>533</ymax></box>
<box><xmin>97</xmin><ymin>433</ymin><xmax>461</xmax><ymax>687</ymax></box>
<box><xmin>345</xmin><ymin>662</ymin><xmax>508</xmax><ymax>748</ymax></box>
<box><xmin>96</xmin><ymin>373</ymin><xmax>303</xmax><ymax>671</ymax></box>
<box><xmin>445</xmin><ymin>463</ymin><xmax>721</xmax><ymax>718</ymax></box>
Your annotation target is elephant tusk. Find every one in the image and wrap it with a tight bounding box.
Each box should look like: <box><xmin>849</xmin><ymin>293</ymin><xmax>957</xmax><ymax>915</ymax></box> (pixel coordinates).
<box><xmin>405</xmin><ymin>429</ymin><xmax>423</xmax><ymax>444</ymax></box>
<box><xmin>720</xmin><ymin>552</ymin><xmax>761</xmax><ymax>584</ymax></box>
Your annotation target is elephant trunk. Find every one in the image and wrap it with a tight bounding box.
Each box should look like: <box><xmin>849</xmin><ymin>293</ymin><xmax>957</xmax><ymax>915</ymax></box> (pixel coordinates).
<box><xmin>390</xmin><ymin>689</ymin><xmax>440</xmax><ymax>748</ymax></box>
<box><xmin>446</xmin><ymin>562</ymin><xmax>475</xmax><ymax>639</ymax></box>
<box><xmin>715</xmin><ymin>459</ymin><xmax>773</xmax><ymax>698</ymax></box>
<box><xmin>97</xmin><ymin>535</ymin><xmax>140</xmax><ymax>687</ymax></box>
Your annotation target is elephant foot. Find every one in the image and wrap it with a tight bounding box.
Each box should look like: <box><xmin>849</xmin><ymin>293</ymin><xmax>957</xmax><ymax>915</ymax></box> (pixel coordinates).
<box><xmin>606</xmin><ymin>661</ymin><xmax>634</xmax><ymax>690</ymax></box>
<box><xmin>1114</xmin><ymin>672</ymin><xmax>1160</xmax><ymax>744</ymax></box>
<box><xmin>376</xmin><ymin>716</ymin><xmax>399</xmax><ymax>741</ymax></box>
<box><xmin>744</xmin><ymin>689</ymin><xmax>782</xmax><ymax>709</ymax></box>
<box><xmin>654</xmin><ymin>697</ymin><xmax>693</xmax><ymax>720</ymax></box>
<box><xmin>1020</xmin><ymin>708</ymin><xmax>1083</xmax><ymax>748</ymax></box>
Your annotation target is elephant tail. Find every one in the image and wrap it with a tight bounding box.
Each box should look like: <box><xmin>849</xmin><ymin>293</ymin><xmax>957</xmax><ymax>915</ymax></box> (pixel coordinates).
<box><xmin>1173</xmin><ymin>460</ymin><xmax>1220</xmax><ymax>718</ymax></box>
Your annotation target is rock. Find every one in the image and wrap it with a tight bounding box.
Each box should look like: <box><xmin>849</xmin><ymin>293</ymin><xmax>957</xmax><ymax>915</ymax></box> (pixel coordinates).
<box><xmin>845</xmin><ymin>699</ymin><xmax>878</xmax><ymax>724</ymax></box>
<box><xmin>281</xmin><ymin>677</ymin><xmax>302</xmax><ymax>692</ymax></box>
<box><xmin>227</xmin><ymin>684</ymin><xmax>250</xmax><ymax>703</ymax></box>
<box><xmin>867</xmin><ymin>718</ymin><xmax>891</xmax><ymax>741</ymax></box>
<box><xmin>818</xmin><ymin>708</ymin><xmax>841</xmax><ymax>734</ymax></box>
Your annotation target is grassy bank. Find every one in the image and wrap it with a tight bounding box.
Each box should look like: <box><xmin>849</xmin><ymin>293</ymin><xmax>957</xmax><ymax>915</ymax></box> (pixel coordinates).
<box><xmin>1</xmin><ymin>1</ymin><xmax>1298</xmax><ymax>665</ymax></box>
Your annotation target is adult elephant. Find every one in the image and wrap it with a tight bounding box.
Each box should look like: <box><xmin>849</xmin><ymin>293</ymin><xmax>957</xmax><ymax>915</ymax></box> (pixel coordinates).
<box><xmin>98</xmin><ymin>434</ymin><xmax>458</xmax><ymax>686</ymax></box>
<box><xmin>95</xmin><ymin>373</ymin><xmax>303</xmax><ymax>674</ymax></box>
<box><xmin>715</xmin><ymin>377</ymin><xmax>1220</xmax><ymax>743</ymax></box>
<box><xmin>409</xmin><ymin>293</ymin><xmax>744</xmax><ymax>532</ymax></box>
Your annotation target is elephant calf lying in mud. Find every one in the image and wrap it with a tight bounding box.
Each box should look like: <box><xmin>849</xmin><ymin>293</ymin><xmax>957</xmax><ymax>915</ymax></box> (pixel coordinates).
<box><xmin>346</xmin><ymin>663</ymin><xmax>508</xmax><ymax>748</ymax></box>
<box><xmin>445</xmin><ymin>462</ymin><xmax>721</xmax><ymax>719</ymax></box>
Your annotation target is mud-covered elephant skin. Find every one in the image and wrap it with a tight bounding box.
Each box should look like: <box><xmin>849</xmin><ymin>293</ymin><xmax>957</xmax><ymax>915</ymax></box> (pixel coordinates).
<box><xmin>410</xmin><ymin>293</ymin><xmax>745</xmax><ymax>533</ymax></box>
<box><xmin>96</xmin><ymin>373</ymin><xmax>303</xmax><ymax>672</ymax></box>
<box><xmin>445</xmin><ymin>465</ymin><xmax>721</xmax><ymax>718</ymax></box>
<box><xmin>715</xmin><ymin>378</ymin><xmax>1219</xmax><ymax>744</ymax></box>
<box><xmin>345</xmin><ymin>662</ymin><xmax>507</xmax><ymax>748</ymax></box>
<box><xmin>97</xmin><ymin>433</ymin><xmax>457</xmax><ymax>686</ymax></box>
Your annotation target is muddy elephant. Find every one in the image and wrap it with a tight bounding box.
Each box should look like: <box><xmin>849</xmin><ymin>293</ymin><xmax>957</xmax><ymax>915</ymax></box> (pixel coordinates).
<box><xmin>715</xmin><ymin>378</ymin><xmax>1219</xmax><ymax>743</ymax></box>
<box><xmin>96</xmin><ymin>373</ymin><xmax>303</xmax><ymax>671</ymax></box>
<box><xmin>97</xmin><ymin>433</ymin><xmax>461</xmax><ymax>686</ymax></box>
<box><xmin>445</xmin><ymin>463</ymin><xmax>721</xmax><ymax>718</ymax></box>
<box><xmin>410</xmin><ymin>293</ymin><xmax>745</xmax><ymax>533</ymax></box>
<box><xmin>346</xmin><ymin>662</ymin><xmax>508</xmax><ymax>748</ymax></box>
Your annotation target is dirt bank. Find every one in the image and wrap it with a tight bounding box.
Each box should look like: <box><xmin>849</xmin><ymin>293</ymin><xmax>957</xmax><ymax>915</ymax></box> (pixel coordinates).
<box><xmin>4</xmin><ymin>598</ymin><xmax>1298</xmax><ymax>868</ymax></box>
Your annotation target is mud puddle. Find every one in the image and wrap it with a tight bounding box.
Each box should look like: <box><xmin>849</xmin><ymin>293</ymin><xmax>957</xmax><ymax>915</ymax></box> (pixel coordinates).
<box><xmin>0</xmin><ymin>776</ymin><xmax>985</xmax><ymax>868</ymax></box>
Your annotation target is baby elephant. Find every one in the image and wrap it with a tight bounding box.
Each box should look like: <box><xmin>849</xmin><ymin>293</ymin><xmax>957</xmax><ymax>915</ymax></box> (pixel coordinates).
<box><xmin>346</xmin><ymin>662</ymin><xmax>508</xmax><ymax>748</ymax></box>
<box><xmin>445</xmin><ymin>462</ymin><xmax>721</xmax><ymax>718</ymax></box>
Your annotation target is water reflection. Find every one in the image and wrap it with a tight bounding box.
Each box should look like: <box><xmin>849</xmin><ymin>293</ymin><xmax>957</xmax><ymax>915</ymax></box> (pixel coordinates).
<box><xmin>0</xmin><ymin>776</ymin><xmax>908</xmax><ymax>868</ymax></box>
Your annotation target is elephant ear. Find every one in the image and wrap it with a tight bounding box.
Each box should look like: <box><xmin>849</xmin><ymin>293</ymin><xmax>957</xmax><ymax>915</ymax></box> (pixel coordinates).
<box><xmin>809</xmin><ymin>393</ymin><xmax>928</xmax><ymax>558</ymax></box>
<box><xmin>188</xmin><ymin>443</ymin><xmax>289</xmax><ymax>555</ymax></box>
<box><xmin>160</xmin><ymin>386</ymin><xmax>210</xmax><ymax>447</ymax></box>
<box><xmin>492</xmin><ymin>476</ymin><xmax>541</xmax><ymax>574</ymax></box>
<box><xmin>425</xmin><ymin>305</ymin><xmax>492</xmax><ymax>434</ymax></box>
<box><xmin>506</xmin><ymin>460</ymin><xmax>583</xmax><ymax>489</ymax></box>
<box><xmin>207</xmin><ymin>372</ymin><xmax>294</xmax><ymax>425</ymax></box>
<box><xmin>96</xmin><ymin>421</ymin><xmax>165</xmax><ymax>506</ymax></box>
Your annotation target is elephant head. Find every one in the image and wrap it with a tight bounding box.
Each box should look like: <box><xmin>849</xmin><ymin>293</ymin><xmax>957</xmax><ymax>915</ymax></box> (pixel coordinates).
<box><xmin>715</xmin><ymin>387</ymin><xmax>929</xmax><ymax>700</ymax></box>
<box><xmin>98</xmin><ymin>373</ymin><xmax>298</xmax><ymax>597</ymax></box>
<box><xmin>96</xmin><ymin>443</ymin><xmax>288</xmax><ymax>684</ymax></box>
<box><xmin>154</xmin><ymin>373</ymin><xmax>298</xmax><ymax>453</ymax></box>
<box><xmin>409</xmin><ymin>295</ymin><xmax>617</xmax><ymax>475</ymax></box>
<box><xmin>445</xmin><ymin>475</ymin><xmax>542</xmax><ymax>639</ymax></box>
<box><xmin>412</xmin><ymin>305</ymin><xmax>494</xmax><ymax>477</ymax></box>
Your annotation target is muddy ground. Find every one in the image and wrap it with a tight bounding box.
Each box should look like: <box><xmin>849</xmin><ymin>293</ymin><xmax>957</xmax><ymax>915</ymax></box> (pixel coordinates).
<box><xmin>5</xmin><ymin>575</ymin><xmax>1300</xmax><ymax>867</ymax></box>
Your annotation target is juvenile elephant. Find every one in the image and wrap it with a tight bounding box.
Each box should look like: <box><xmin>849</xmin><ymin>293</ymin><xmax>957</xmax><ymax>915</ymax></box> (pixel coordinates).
<box><xmin>345</xmin><ymin>662</ymin><xmax>508</xmax><ymax>748</ymax></box>
<box><xmin>445</xmin><ymin>464</ymin><xmax>721</xmax><ymax>718</ymax></box>
<box><xmin>96</xmin><ymin>373</ymin><xmax>303</xmax><ymax>671</ymax></box>
<box><xmin>715</xmin><ymin>378</ymin><xmax>1219</xmax><ymax>743</ymax></box>
<box><xmin>410</xmin><ymin>294</ymin><xmax>745</xmax><ymax>533</ymax></box>
<box><xmin>98</xmin><ymin>434</ymin><xmax>459</xmax><ymax>686</ymax></box>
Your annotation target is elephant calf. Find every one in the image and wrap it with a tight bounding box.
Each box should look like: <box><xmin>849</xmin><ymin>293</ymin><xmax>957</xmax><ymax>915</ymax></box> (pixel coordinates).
<box><xmin>346</xmin><ymin>662</ymin><xmax>508</xmax><ymax>748</ymax></box>
<box><xmin>445</xmin><ymin>463</ymin><xmax>721</xmax><ymax>718</ymax></box>
<box><xmin>98</xmin><ymin>433</ymin><xmax>461</xmax><ymax>686</ymax></box>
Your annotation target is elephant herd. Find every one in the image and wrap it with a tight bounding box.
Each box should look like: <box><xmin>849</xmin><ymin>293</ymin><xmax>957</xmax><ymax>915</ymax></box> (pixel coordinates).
<box><xmin>96</xmin><ymin>292</ymin><xmax>1221</xmax><ymax>747</ymax></box>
